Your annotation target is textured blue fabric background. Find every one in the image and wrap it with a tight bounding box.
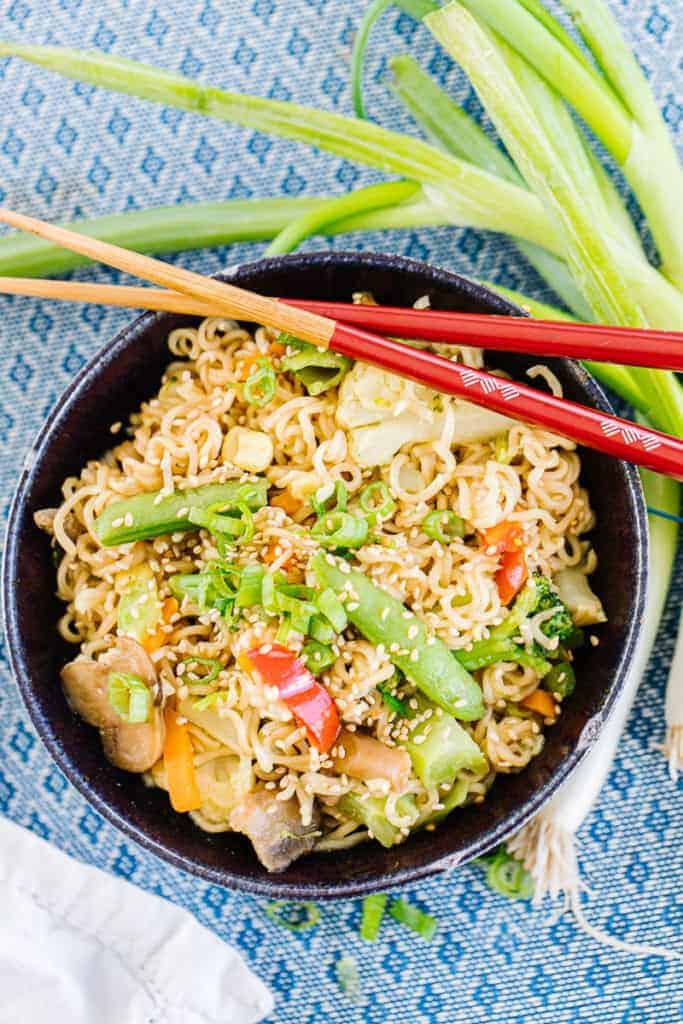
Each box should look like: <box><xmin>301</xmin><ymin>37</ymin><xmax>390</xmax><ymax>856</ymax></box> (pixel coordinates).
<box><xmin>0</xmin><ymin>2</ymin><xmax>681</xmax><ymax>1021</ymax></box>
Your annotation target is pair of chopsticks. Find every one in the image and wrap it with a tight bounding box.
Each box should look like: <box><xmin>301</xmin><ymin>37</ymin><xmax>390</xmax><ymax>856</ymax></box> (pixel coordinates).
<box><xmin>1</xmin><ymin>206</ymin><xmax>682</xmax><ymax>481</ymax></box>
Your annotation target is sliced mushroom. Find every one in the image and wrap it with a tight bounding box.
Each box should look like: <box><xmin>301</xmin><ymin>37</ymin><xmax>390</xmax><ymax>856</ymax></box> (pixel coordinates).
<box><xmin>61</xmin><ymin>637</ymin><xmax>164</xmax><ymax>773</ymax></box>
<box><xmin>230</xmin><ymin>790</ymin><xmax>320</xmax><ymax>872</ymax></box>
<box><xmin>332</xmin><ymin>729</ymin><xmax>411</xmax><ymax>790</ymax></box>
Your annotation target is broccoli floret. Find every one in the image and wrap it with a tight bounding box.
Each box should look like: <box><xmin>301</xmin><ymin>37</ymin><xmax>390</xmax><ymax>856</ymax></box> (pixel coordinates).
<box><xmin>457</xmin><ymin>574</ymin><xmax>575</xmax><ymax>676</ymax></box>
<box><xmin>529</xmin><ymin>574</ymin><xmax>575</xmax><ymax>643</ymax></box>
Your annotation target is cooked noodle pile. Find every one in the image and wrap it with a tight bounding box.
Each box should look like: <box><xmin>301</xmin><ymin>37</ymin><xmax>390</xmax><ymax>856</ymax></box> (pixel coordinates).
<box><xmin>41</xmin><ymin>303</ymin><xmax>603</xmax><ymax>869</ymax></box>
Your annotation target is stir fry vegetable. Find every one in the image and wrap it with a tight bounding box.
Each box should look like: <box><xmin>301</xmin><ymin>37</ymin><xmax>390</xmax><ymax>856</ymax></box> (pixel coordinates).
<box><xmin>163</xmin><ymin>708</ymin><xmax>202</xmax><ymax>813</ymax></box>
<box><xmin>115</xmin><ymin>564</ymin><xmax>161</xmax><ymax>644</ymax></box>
<box><xmin>400</xmin><ymin>696</ymin><xmax>488</xmax><ymax>788</ymax></box>
<box><xmin>94</xmin><ymin>479</ymin><xmax>268</xmax><ymax>546</ymax></box>
<box><xmin>107</xmin><ymin>671</ymin><xmax>151</xmax><ymax>724</ymax></box>
<box><xmin>360</xmin><ymin>893</ymin><xmax>388</xmax><ymax>941</ymax></box>
<box><xmin>241</xmin><ymin>644</ymin><xmax>341</xmax><ymax>752</ymax></box>
<box><xmin>311</xmin><ymin>552</ymin><xmax>484</xmax><ymax>720</ymax></box>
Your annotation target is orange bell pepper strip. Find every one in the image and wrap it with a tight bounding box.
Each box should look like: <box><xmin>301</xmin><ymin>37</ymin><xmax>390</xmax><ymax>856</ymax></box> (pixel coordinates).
<box><xmin>163</xmin><ymin>707</ymin><xmax>202</xmax><ymax>813</ymax></box>
<box><xmin>496</xmin><ymin>547</ymin><xmax>528</xmax><ymax>605</ymax></box>
<box><xmin>520</xmin><ymin>688</ymin><xmax>557</xmax><ymax>718</ymax></box>
<box><xmin>142</xmin><ymin>597</ymin><xmax>179</xmax><ymax>654</ymax></box>
<box><xmin>241</xmin><ymin>644</ymin><xmax>341</xmax><ymax>753</ymax></box>
<box><xmin>271</xmin><ymin>490</ymin><xmax>302</xmax><ymax>516</ymax></box>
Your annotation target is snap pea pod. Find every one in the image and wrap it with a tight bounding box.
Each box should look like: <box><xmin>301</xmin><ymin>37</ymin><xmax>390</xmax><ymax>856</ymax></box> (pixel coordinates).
<box><xmin>94</xmin><ymin>479</ymin><xmax>268</xmax><ymax>546</ymax></box>
<box><xmin>311</xmin><ymin>553</ymin><xmax>484</xmax><ymax>720</ymax></box>
<box><xmin>401</xmin><ymin>696</ymin><xmax>488</xmax><ymax>788</ymax></box>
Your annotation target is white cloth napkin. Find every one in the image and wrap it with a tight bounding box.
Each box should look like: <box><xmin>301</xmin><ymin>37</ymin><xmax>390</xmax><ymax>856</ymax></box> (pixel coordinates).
<box><xmin>0</xmin><ymin>817</ymin><xmax>273</xmax><ymax>1024</ymax></box>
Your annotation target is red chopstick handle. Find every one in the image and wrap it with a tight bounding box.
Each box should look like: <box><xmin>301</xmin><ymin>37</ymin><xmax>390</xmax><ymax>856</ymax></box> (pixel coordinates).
<box><xmin>329</xmin><ymin>323</ymin><xmax>683</xmax><ymax>480</ymax></box>
<box><xmin>291</xmin><ymin>300</ymin><xmax>683</xmax><ymax>371</ymax></box>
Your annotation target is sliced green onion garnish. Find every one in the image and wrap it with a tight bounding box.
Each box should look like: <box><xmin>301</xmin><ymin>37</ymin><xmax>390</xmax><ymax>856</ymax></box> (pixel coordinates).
<box><xmin>180</xmin><ymin>656</ymin><xmax>222</xmax><ymax>685</ymax></box>
<box><xmin>235</xmin><ymin>564</ymin><xmax>265</xmax><ymax>607</ymax></box>
<box><xmin>311</xmin><ymin>510</ymin><xmax>368</xmax><ymax>550</ymax></box>
<box><xmin>261</xmin><ymin>571</ymin><xmax>277</xmax><ymax>614</ymax></box>
<box><xmin>360</xmin><ymin>892</ymin><xmax>388</xmax><ymax>941</ymax></box>
<box><xmin>301</xmin><ymin>640</ymin><xmax>336</xmax><ymax>674</ymax></box>
<box><xmin>318</xmin><ymin>588</ymin><xmax>348</xmax><ymax>633</ymax></box>
<box><xmin>422</xmin><ymin>509</ymin><xmax>465</xmax><ymax>543</ymax></box>
<box><xmin>189</xmin><ymin>500</ymin><xmax>255</xmax><ymax>546</ymax></box>
<box><xmin>243</xmin><ymin>358</ymin><xmax>276</xmax><ymax>407</ymax></box>
<box><xmin>107</xmin><ymin>671</ymin><xmax>151</xmax><ymax>724</ymax></box>
<box><xmin>276</xmin><ymin>616</ymin><xmax>292</xmax><ymax>643</ymax></box>
<box><xmin>378</xmin><ymin>684</ymin><xmax>410</xmax><ymax>718</ymax></box>
<box><xmin>359</xmin><ymin>481</ymin><xmax>396</xmax><ymax>521</ymax></box>
<box><xmin>388</xmin><ymin>898</ymin><xmax>438</xmax><ymax>941</ymax></box>
<box><xmin>311</xmin><ymin>479</ymin><xmax>348</xmax><ymax>519</ymax></box>
<box><xmin>281</xmin><ymin>342</ymin><xmax>352</xmax><ymax>395</ymax></box>
<box><xmin>192</xmin><ymin>691</ymin><xmax>229</xmax><ymax>711</ymax></box>
<box><xmin>265</xmin><ymin>901</ymin><xmax>321</xmax><ymax>931</ymax></box>
<box><xmin>484</xmin><ymin>847</ymin><xmax>534</xmax><ymax>901</ymax></box>
<box><xmin>309</xmin><ymin>616</ymin><xmax>336</xmax><ymax>645</ymax></box>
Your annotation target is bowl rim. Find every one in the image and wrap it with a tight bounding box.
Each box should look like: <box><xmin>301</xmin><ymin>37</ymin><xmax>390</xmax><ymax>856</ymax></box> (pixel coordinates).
<box><xmin>2</xmin><ymin>251</ymin><xmax>648</xmax><ymax>898</ymax></box>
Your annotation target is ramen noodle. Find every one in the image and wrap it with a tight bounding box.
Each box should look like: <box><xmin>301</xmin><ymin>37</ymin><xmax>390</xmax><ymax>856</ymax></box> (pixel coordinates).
<box><xmin>38</xmin><ymin>299</ymin><xmax>606</xmax><ymax>871</ymax></box>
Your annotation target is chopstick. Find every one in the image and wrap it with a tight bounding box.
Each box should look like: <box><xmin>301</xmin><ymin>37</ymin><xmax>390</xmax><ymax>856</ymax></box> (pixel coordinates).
<box><xmin>2</xmin><ymin>277</ymin><xmax>683</xmax><ymax>371</ymax></box>
<box><xmin>1</xmin><ymin>205</ymin><xmax>682</xmax><ymax>481</ymax></box>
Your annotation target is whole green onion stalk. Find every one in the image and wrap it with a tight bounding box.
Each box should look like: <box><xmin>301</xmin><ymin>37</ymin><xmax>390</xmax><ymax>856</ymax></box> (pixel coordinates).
<box><xmin>456</xmin><ymin>0</ymin><xmax>683</xmax><ymax>291</ymax></box>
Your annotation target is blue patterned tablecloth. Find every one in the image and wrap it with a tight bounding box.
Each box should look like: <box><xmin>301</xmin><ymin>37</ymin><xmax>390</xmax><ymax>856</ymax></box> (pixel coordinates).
<box><xmin>0</xmin><ymin>2</ymin><xmax>681</xmax><ymax>1021</ymax></box>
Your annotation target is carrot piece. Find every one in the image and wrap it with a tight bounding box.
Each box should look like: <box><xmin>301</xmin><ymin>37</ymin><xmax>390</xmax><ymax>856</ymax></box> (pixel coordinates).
<box><xmin>496</xmin><ymin>547</ymin><xmax>528</xmax><ymax>605</ymax></box>
<box><xmin>520</xmin><ymin>689</ymin><xmax>557</xmax><ymax>718</ymax></box>
<box><xmin>142</xmin><ymin>596</ymin><xmax>179</xmax><ymax>654</ymax></box>
<box><xmin>163</xmin><ymin>708</ymin><xmax>202</xmax><ymax>812</ymax></box>
<box><xmin>236</xmin><ymin>351</ymin><xmax>262</xmax><ymax>381</ymax></box>
<box><xmin>262</xmin><ymin>539</ymin><xmax>293</xmax><ymax>566</ymax></box>
<box><xmin>269</xmin><ymin>341</ymin><xmax>286</xmax><ymax>357</ymax></box>
<box><xmin>271</xmin><ymin>490</ymin><xmax>302</xmax><ymax>516</ymax></box>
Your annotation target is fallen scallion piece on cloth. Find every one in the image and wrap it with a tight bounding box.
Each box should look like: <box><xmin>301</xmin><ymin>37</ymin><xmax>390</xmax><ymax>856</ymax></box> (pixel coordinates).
<box><xmin>335</xmin><ymin>955</ymin><xmax>360</xmax><ymax>1000</ymax></box>
<box><xmin>265</xmin><ymin>901</ymin><xmax>321</xmax><ymax>932</ymax></box>
<box><xmin>388</xmin><ymin>898</ymin><xmax>438</xmax><ymax>941</ymax></box>
<box><xmin>360</xmin><ymin>893</ymin><xmax>388</xmax><ymax>941</ymax></box>
<box><xmin>480</xmin><ymin>846</ymin><xmax>533</xmax><ymax>900</ymax></box>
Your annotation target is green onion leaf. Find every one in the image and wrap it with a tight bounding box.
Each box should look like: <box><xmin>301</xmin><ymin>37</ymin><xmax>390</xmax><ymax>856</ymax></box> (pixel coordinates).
<box><xmin>192</xmin><ymin>691</ymin><xmax>229</xmax><ymax>711</ymax></box>
<box><xmin>311</xmin><ymin>480</ymin><xmax>348</xmax><ymax>519</ymax></box>
<box><xmin>388</xmin><ymin>898</ymin><xmax>438</xmax><ymax>941</ymax></box>
<box><xmin>189</xmin><ymin>500</ymin><xmax>255</xmax><ymax>546</ymax></box>
<box><xmin>107</xmin><ymin>671</ymin><xmax>151</xmax><ymax>724</ymax></box>
<box><xmin>265</xmin><ymin>901</ymin><xmax>321</xmax><ymax>931</ymax></box>
<box><xmin>484</xmin><ymin>847</ymin><xmax>534</xmax><ymax>900</ymax></box>
<box><xmin>235</xmin><ymin>564</ymin><xmax>265</xmax><ymax>607</ymax></box>
<box><xmin>422</xmin><ymin>509</ymin><xmax>465</xmax><ymax>543</ymax></box>
<box><xmin>359</xmin><ymin>481</ymin><xmax>396</xmax><ymax>521</ymax></box>
<box><xmin>311</xmin><ymin>511</ymin><xmax>368</xmax><ymax>550</ymax></box>
<box><xmin>317</xmin><ymin>588</ymin><xmax>348</xmax><ymax>633</ymax></box>
<box><xmin>309</xmin><ymin>616</ymin><xmax>336</xmax><ymax>645</ymax></box>
<box><xmin>360</xmin><ymin>893</ymin><xmax>388</xmax><ymax>941</ymax></box>
<box><xmin>243</xmin><ymin>358</ymin><xmax>276</xmax><ymax>407</ymax></box>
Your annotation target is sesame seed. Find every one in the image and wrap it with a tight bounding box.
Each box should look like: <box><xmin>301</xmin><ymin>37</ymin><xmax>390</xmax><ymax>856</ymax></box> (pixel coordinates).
<box><xmin>407</xmin><ymin>625</ymin><xmax>419</xmax><ymax>640</ymax></box>
<box><xmin>111</xmin><ymin>517</ymin><xmax>124</xmax><ymax>528</ymax></box>
<box><xmin>409</xmin><ymin>649</ymin><xmax>419</xmax><ymax>662</ymax></box>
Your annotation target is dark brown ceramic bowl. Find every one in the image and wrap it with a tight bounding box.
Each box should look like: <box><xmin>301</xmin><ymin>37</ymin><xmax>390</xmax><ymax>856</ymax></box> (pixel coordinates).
<box><xmin>3</xmin><ymin>252</ymin><xmax>647</xmax><ymax>898</ymax></box>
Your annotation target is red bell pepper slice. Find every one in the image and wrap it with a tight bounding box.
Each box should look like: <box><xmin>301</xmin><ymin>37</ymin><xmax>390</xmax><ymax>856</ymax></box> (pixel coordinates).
<box><xmin>481</xmin><ymin>520</ymin><xmax>523</xmax><ymax>554</ymax></box>
<box><xmin>242</xmin><ymin>643</ymin><xmax>341</xmax><ymax>753</ymax></box>
<box><xmin>495</xmin><ymin>546</ymin><xmax>528</xmax><ymax>605</ymax></box>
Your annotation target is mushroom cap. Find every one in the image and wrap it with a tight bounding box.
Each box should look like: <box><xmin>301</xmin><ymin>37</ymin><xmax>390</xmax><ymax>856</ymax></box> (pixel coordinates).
<box><xmin>61</xmin><ymin>637</ymin><xmax>164</xmax><ymax>773</ymax></box>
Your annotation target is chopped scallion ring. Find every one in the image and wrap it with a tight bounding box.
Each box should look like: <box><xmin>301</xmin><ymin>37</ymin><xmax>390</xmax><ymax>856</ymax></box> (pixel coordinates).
<box><xmin>243</xmin><ymin>358</ymin><xmax>276</xmax><ymax>407</ymax></box>
<box><xmin>359</xmin><ymin>481</ymin><xmax>396</xmax><ymax>521</ymax></box>
<box><xmin>484</xmin><ymin>847</ymin><xmax>534</xmax><ymax>901</ymax></box>
<box><xmin>311</xmin><ymin>510</ymin><xmax>368</xmax><ymax>550</ymax></box>
<box><xmin>265</xmin><ymin>900</ymin><xmax>321</xmax><ymax>931</ymax></box>
<box><xmin>107</xmin><ymin>671</ymin><xmax>151</xmax><ymax>724</ymax></box>
<box><xmin>422</xmin><ymin>509</ymin><xmax>465</xmax><ymax>544</ymax></box>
